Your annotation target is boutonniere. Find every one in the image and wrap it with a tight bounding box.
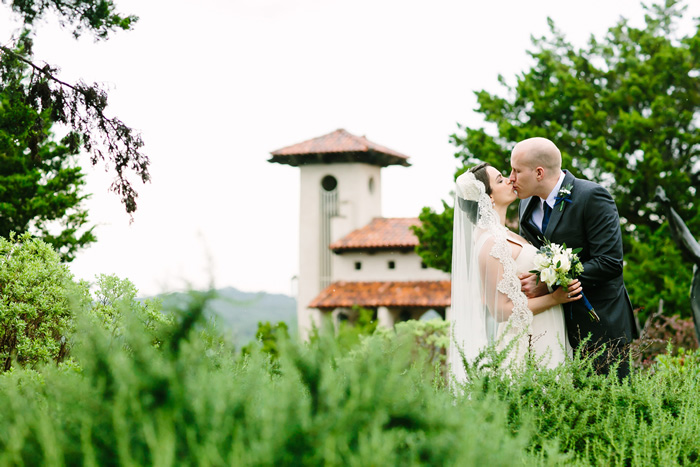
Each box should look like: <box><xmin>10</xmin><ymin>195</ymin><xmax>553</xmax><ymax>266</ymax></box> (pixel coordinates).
<box><xmin>554</xmin><ymin>184</ymin><xmax>573</xmax><ymax>212</ymax></box>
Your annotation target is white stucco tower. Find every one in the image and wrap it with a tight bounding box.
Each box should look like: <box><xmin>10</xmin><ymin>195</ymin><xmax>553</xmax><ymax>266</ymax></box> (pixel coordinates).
<box><xmin>269</xmin><ymin>129</ymin><xmax>410</xmax><ymax>339</ymax></box>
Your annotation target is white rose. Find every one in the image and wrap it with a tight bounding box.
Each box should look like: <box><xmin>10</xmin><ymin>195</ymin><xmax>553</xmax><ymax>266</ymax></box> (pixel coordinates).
<box><xmin>533</xmin><ymin>253</ymin><xmax>550</xmax><ymax>271</ymax></box>
<box><xmin>540</xmin><ymin>267</ymin><xmax>557</xmax><ymax>287</ymax></box>
<box><xmin>456</xmin><ymin>172</ymin><xmax>484</xmax><ymax>201</ymax></box>
<box><xmin>552</xmin><ymin>253</ymin><xmax>571</xmax><ymax>272</ymax></box>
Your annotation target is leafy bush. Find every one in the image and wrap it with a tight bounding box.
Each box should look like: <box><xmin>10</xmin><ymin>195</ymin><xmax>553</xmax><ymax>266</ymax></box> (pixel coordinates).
<box><xmin>0</xmin><ymin>233</ymin><xmax>173</xmax><ymax>373</ymax></box>
<box><xmin>457</xmin><ymin>343</ymin><xmax>700</xmax><ymax>465</ymax></box>
<box><xmin>240</xmin><ymin>320</ymin><xmax>290</xmax><ymax>373</ymax></box>
<box><xmin>654</xmin><ymin>346</ymin><xmax>700</xmax><ymax>379</ymax></box>
<box><xmin>624</xmin><ymin>225</ymin><xmax>694</xmax><ymax>324</ymax></box>
<box><xmin>1</xmin><ymin>291</ymin><xmax>700</xmax><ymax>465</ymax></box>
<box><xmin>0</xmin><ymin>297</ymin><xmax>554</xmax><ymax>465</ymax></box>
<box><xmin>631</xmin><ymin>305</ymin><xmax>698</xmax><ymax>369</ymax></box>
<box><xmin>0</xmin><ymin>233</ymin><xmax>76</xmax><ymax>370</ymax></box>
<box><xmin>85</xmin><ymin>273</ymin><xmax>171</xmax><ymax>347</ymax></box>
<box><xmin>361</xmin><ymin>318</ymin><xmax>451</xmax><ymax>384</ymax></box>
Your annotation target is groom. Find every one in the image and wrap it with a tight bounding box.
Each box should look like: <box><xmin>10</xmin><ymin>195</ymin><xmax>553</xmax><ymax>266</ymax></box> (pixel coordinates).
<box><xmin>509</xmin><ymin>137</ymin><xmax>638</xmax><ymax>379</ymax></box>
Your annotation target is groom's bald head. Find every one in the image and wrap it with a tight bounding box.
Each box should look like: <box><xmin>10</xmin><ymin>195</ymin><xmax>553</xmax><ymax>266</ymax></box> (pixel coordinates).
<box><xmin>512</xmin><ymin>137</ymin><xmax>562</xmax><ymax>174</ymax></box>
<box><xmin>509</xmin><ymin>137</ymin><xmax>563</xmax><ymax>199</ymax></box>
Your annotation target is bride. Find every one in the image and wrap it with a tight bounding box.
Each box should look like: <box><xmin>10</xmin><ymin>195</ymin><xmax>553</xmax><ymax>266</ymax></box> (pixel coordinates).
<box><xmin>449</xmin><ymin>162</ymin><xmax>581</xmax><ymax>381</ymax></box>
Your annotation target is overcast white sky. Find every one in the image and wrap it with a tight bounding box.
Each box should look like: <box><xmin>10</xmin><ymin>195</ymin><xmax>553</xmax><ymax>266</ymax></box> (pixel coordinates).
<box><xmin>2</xmin><ymin>0</ymin><xmax>698</xmax><ymax>297</ymax></box>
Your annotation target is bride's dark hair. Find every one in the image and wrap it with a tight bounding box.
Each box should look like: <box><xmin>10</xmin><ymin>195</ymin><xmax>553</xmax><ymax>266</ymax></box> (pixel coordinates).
<box><xmin>457</xmin><ymin>162</ymin><xmax>493</xmax><ymax>222</ymax></box>
<box><xmin>469</xmin><ymin>162</ymin><xmax>493</xmax><ymax>195</ymax></box>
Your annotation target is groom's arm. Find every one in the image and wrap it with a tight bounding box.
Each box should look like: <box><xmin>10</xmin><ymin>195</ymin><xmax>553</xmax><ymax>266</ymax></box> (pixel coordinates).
<box><xmin>579</xmin><ymin>185</ymin><xmax>625</xmax><ymax>284</ymax></box>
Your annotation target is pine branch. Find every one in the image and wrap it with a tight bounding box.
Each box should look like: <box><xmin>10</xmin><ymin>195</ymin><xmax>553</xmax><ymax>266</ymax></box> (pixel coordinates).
<box><xmin>1</xmin><ymin>45</ymin><xmax>150</xmax><ymax>216</ymax></box>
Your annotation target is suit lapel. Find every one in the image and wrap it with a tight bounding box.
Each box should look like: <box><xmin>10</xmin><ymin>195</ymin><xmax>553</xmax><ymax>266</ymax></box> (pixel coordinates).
<box><xmin>544</xmin><ymin>171</ymin><xmax>575</xmax><ymax>238</ymax></box>
<box><xmin>520</xmin><ymin>196</ymin><xmax>542</xmax><ymax>245</ymax></box>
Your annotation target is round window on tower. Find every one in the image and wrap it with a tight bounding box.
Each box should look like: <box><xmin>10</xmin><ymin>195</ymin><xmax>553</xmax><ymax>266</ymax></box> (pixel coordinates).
<box><xmin>321</xmin><ymin>175</ymin><xmax>338</xmax><ymax>191</ymax></box>
<box><xmin>368</xmin><ymin>176</ymin><xmax>375</xmax><ymax>194</ymax></box>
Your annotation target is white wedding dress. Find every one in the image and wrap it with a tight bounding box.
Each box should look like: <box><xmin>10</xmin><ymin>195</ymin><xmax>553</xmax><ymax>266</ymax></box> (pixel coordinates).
<box><xmin>449</xmin><ymin>169</ymin><xmax>570</xmax><ymax>383</ymax></box>
<box><xmin>496</xmin><ymin>236</ymin><xmax>571</xmax><ymax>369</ymax></box>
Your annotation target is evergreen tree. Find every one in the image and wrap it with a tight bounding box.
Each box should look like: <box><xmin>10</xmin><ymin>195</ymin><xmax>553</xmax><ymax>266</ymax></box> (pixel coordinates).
<box><xmin>0</xmin><ymin>38</ymin><xmax>95</xmax><ymax>261</ymax></box>
<box><xmin>1</xmin><ymin>0</ymin><xmax>148</xmax><ymax>221</ymax></box>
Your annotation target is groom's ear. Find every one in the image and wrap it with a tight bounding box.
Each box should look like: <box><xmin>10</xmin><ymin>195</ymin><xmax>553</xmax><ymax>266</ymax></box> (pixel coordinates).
<box><xmin>535</xmin><ymin>167</ymin><xmax>545</xmax><ymax>181</ymax></box>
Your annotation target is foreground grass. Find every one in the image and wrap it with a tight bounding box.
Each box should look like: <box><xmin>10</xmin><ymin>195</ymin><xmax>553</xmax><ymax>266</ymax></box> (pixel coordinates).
<box><xmin>0</xmin><ymin>300</ymin><xmax>698</xmax><ymax>466</ymax></box>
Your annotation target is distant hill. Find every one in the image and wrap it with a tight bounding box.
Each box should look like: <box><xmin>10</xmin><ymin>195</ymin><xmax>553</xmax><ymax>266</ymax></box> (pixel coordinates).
<box><xmin>158</xmin><ymin>287</ymin><xmax>297</xmax><ymax>347</ymax></box>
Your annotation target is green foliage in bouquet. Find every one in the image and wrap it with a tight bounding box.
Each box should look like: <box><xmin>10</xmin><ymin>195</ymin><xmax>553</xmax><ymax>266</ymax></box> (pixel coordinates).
<box><xmin>529</xmin><ymin>241</ymin><xmax>584</xmax><ymax>289</ymax></box>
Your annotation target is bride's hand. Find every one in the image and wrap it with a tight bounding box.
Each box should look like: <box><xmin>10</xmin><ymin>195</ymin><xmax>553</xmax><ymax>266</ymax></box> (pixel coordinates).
<box><xmin>553</xmin><ymin>279</ymin><xmax>583</xmax><ymax>304</ymax></box>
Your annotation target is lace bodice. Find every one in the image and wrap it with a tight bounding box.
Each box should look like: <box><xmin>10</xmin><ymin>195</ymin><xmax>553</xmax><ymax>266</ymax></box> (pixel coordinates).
<box><xmin>473</xmin><ymin>231</ymin><xmax>533</xmax><ymax>332</ymax></box>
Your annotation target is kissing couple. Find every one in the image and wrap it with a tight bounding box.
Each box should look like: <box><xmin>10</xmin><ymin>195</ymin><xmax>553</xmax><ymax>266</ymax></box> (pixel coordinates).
<box><xmin>449</xmin><ymin>137</ymin><xmax>638</xmax><ymax>381</ymax></box>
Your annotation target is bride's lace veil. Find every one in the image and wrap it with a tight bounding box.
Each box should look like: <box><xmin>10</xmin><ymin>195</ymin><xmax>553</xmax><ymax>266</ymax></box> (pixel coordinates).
<box><xmin>449</xmin><ymin>167</ymin><xmax>532</xmax><ymax>383</ymax></box>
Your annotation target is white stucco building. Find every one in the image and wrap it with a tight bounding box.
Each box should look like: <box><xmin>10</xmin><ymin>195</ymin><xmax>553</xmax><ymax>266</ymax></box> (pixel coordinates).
<box><xmin>269</xmin><ymin>129</ymin><xmax>450</xmax><ymax>339</ymax></box>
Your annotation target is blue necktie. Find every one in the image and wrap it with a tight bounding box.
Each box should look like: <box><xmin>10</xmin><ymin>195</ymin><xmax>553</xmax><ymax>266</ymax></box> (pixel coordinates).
<box><xmin>542</xmin><ymin>202</ymin><xmax>552</xmax><ymax>233</ymax></box>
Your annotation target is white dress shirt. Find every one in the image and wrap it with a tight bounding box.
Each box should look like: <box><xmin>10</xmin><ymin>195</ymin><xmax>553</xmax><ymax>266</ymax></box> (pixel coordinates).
<box><xmin>531</xmin><ymin>171</ymin><xmax>566</xmax><ymax>231</ymax></box>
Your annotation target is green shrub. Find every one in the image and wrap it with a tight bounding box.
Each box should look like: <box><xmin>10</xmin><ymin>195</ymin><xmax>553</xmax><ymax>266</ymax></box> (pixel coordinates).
<box><xmin>240</xmin><ymin>320</ymin><xmax>289</xmax><ymax>361</ymax></box>
<box><xmin>625</xmin><ymin>225</ymin><xmax>694</xmax><ymax>324</ymax></box>
<box><xmin>357</xmin><ymin>318</ymin><xmax>450</xmax><ymax>386</ymax></box>
<box><xmin>0</xmin><ymin>233</ymin><xmax>76</xmax><ymax>371</ymax></box>
<box><xmin>0</xmin><ymin>296</ymin><xmax>557</xmax><ymax>465</ymax></box>
<box><xmin>632</xmin><ymin>309</ymin><xmax>698</xmax><ymax>369</ymax></box>
<box><xmin>86</xmin><ymin>273</ymin><xmax>171</xmax><ymax>347</ymax></box>
<box><xmin>0</xmin><ymin>276</ymin><xmax>699</xmax><ymax>465</ymax></box>
<box><xmin>0</xmin><ymin>233</ymin><xmax>173</xmax><ymax>373</ymax></box>
<box><xmin>461</xmin><ymin>345</ymin><xmax>700</xmax><ymax>466</ymax></box>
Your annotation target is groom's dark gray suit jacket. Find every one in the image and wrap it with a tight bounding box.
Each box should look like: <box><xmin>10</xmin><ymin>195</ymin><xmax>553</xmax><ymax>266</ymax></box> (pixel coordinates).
<box><xmin>518</xmin><ymin>170</ymin><xmax>638</xmax><ymax>349</ymax></box>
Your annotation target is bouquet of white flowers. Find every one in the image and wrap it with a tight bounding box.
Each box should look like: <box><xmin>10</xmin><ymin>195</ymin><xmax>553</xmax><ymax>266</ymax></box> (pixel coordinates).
<box><xmin>529</xmin><ymin>239</ymin><xmax>599</xmax><ymax>322</ymax></box>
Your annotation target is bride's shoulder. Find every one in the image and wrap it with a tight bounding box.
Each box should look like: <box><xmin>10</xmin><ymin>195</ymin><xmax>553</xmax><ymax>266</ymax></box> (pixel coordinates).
<box><xmin>506</xmin><ymin>231</ymin><xmax>530</xmax><ymax>247</ymax></box>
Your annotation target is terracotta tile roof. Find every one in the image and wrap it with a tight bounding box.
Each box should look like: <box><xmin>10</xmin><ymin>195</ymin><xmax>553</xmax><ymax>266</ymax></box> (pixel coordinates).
<box><xmin>309</xmin><ymin>281</ymin><xmax>451</xmax><ymax>309</ymax></box>
<box><xmin>269</xmin><ymin>129</ymin><xmax>411</xmax><ymax>167</ymax></box>
<box><xmin>330</xmin><ymin>218</ymin><xmax>420</xmax><ymax>252</ymax></box>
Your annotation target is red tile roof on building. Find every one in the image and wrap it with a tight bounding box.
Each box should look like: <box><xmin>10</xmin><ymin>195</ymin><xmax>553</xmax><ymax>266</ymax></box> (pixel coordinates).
<box><xmin>309</xmin><ymin>281</ymin><xmax>451</xmax><ymax>309</ymax></box>
<box><xmin>330</xmin><ymin>217</ymin><xmax>420</xmax><ymax>252</ymax></box>
<box><xmin>269</xmin><ymin>129</ymin><xmax>411</xmax><ymax>167</ymax></box>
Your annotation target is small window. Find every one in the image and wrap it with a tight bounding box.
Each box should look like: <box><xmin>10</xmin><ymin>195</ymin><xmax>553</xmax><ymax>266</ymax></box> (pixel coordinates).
<box><xmin>368</xmin><ymin>176</ymin><xmax>375</xmax><ymax>194</ymax></box>
<box><xmin>388</xmin><ymin>260</ymin><xmax>395</xmax><ymax>270</ymax></box>
<box><xmin>421</xmin><ymin>261</ymin><xmax>428</xmax><ymax>269</ymax></box>
<box><xmin>321</xmin><ymin>175</ymin><xmax>337</xmax><ymax>191</ymax></box>
<box><xmin>354</xmin><ymin>261</ymin><xmax>362</xmax><ymax>270</ymax></box>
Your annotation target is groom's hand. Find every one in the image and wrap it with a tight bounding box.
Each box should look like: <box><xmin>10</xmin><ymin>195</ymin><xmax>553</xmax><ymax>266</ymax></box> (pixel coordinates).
<box><xmin>519</xmin><ymin>273</ymin><xmax>548</xmax><ymax>298</ymax></box>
